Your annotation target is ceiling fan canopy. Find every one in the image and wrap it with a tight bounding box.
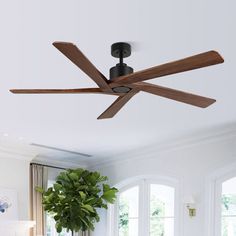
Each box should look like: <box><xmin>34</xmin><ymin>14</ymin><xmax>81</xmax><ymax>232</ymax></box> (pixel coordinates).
<box><xmin>10</xmin><ymin>41</ymin><xmax>224</xmax><ymax>119</ymax></box>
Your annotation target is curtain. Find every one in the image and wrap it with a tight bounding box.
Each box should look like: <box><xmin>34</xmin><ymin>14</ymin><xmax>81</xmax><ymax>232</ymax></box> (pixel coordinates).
<box><xmin>78</xmin><ymin>231</ymin><xmax>90</xmax><ymax>236</ymax></box>
<box><xmin>30</xmin><ymin>164</ymin><xmax>48</xmax><ymax>236</ymax></box>
<box><xmin>73</xmin><ymin>231</ymin><xmax>90</xmax><ymax>236</ymax></box>
<box><xmin>74</xmin><ymin>231</ymin><xmax>90</xmax><ymax>236</ymax></box>
<box><xmin>81</xmin><ymin>232</ymin><xmax>90</xmax><ymax>236</ymax></box>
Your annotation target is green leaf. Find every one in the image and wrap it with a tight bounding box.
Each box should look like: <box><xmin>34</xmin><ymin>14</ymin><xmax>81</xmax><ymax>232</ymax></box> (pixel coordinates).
<box><xmin>54</xmin><ymin>214</ymin><xmax>60</xmax><ymax>221</ymax></box>
<box><xmin>78</xmin><ymin>215</ymin><xmax>89</xmax><ymax>227</ymax></box>
<box><xmin>79</xmin><ymin>191</ymin><xmax>86</xmax><ymax>201</ymax></box>
<box><xmin>95</xmin><ymin>214</ymin><xmax>100</xmax><ymax>222</ymax></box>
<box><xmin>81</xmin><ymin>208</ymin><xmax>90</xmax><ymax>214</ymax></box>
<box><xmin>103</xmin><ymin>184</ymin><xmax>110</xmax><ymax>192</ymax></box>
<box><xmin>55</xmin><ymin>222</ymin><xmax>62</xmax><ymax>233</ymax></box>
<box><xmin>57</xmin><ymin>172</ymin><xmax>70</xmax><ymax>183</ymax></box>
<box><xmin>82</xmin><ymin>204</ymin><xmax>95</xmax><ymax>213</ymax></box>
<box><xmin>43</xmin><ymin>187</ymin><xmax>53</xmax><ymax>196</ymax></box>
<box><xmin>53</xmin><ymin>183</ymin><xmax>62</xmax><ymax>192</ymax></box>
<box><xmin>69</xmin><ymin>172</ymin><xmax>79</xmax><ymax>182</ymax></box>
<box><xmin>35</xmin><ymin>186</ymin><xmax>44</xmax><ymax>194</ymax></box>
<box><xmin>102</xmin><ymin>188</ymin><xmax>118</xmax><ymax>203</ymax></box>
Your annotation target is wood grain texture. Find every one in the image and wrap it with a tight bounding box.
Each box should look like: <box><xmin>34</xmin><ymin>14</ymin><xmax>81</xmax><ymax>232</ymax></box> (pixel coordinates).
<box><xmin>97</xmin><ymin>89</ymin><xmax>139</xmax><ymax>119</ymax></box>
<box><xmin>133</xmin><ymin>82</ymin><xmax>216</xmax><ymax>108</ymax></box>
<box><xmin>10</xmin><ymin>88</ymin><xmax>121</xmax><ymax>96</ymax></box>
<box><xmin>53</xmin><ymin>42</ymin><xmax>112</xmax><ymax>92</ymax></box>
<box><xmin>110</xmin><ymin>51</ymin><xmax>224</xmax><ymax>85</ymax></box>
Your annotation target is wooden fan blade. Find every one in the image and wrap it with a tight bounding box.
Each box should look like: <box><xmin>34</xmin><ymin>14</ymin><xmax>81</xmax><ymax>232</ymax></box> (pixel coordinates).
<box><xmin>97</xmin><ymin>89</ymin><xmax>139</xmax><ymax>119</ymax></box>
<box><xmin>53</xmin><ymin>42</ymin><xmax>112</xmax><ymax>92</ymax></box>
<box><xmin>110</xmin><ymin>51</ymin><xmax>224</xmax><ymax>85</ymax></box>
<box><xmin>134</xmin><ymin>82</ymin><xmax>216</xmax><ymax>108</ymax></box>
<box><xmin>10</xmin><ymin>88</ymin><xmax>120</xmax><ymax>96</ymax></box>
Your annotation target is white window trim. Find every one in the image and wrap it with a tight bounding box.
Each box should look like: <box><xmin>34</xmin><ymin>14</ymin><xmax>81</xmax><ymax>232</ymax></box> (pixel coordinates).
<box><xmin>205</xmin><ymin>161</ymin><xmax>236</xmax><ymax>236</ymax></box>
<box><xmin>107</xmin><ymin>175</ymin><xmax>182</xmax><ymax>236</ymax></box>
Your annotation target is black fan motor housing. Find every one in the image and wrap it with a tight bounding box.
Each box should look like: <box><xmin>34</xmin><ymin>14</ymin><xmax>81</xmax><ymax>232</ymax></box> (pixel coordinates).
<box><xmin>110</xmin><ymin>42</ymin><xmax>133</xmax><ymax>93</ymax></box>
<box><xmin>110</xmin><ymin>63</ymin><xmax>133</xmax><ymax>80</ymax></box>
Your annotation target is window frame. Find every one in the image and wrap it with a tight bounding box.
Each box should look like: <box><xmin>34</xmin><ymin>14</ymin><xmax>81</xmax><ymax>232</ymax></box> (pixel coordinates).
<box><xmin>107</xmin><ymin>175</ymin><xmax>181</xmax><ymax>236</ymax></box>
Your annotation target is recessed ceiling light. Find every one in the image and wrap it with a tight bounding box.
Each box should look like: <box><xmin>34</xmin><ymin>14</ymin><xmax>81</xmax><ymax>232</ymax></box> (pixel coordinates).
<box><xmin>3</xmin><ymin>133</ymin><xmax>9</xmax><ymax>137</ymax></box>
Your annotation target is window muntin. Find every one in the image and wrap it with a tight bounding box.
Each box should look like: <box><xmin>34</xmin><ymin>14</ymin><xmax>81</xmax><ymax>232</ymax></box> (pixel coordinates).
<box><xmin>221</xmin><ymin>177</ymin><xmax>236</xmax><ymax>236</ymax></box>
<box><xmin>117</xmin><ymin>181</ymin><xmax>175</xmax><ymax>236</ymax></box>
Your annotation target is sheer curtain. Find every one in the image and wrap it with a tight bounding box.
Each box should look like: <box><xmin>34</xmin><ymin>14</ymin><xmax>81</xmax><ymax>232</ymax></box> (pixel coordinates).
<box><xmin>30</xmin><ymin>163</ymin><xmax>48</xmax><ymax>236</ymax></box>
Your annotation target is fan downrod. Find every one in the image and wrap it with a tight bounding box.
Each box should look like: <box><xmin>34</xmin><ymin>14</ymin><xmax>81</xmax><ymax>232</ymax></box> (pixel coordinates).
<box><xmin>110</xmin><ymin>42</ymin><xmax>133</xmax><ymax>93</ymax></box>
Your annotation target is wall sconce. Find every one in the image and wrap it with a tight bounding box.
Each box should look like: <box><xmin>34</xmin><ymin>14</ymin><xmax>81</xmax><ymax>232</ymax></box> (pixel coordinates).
<box><xmin>184</xmin><ymin>196</ymin><xmax>196</xmax><ymax>217</ymax></box>
<box><xmin>187</xmin><ymin>204</ymin><xmax>196</xmax><ymax>217</ymax></box>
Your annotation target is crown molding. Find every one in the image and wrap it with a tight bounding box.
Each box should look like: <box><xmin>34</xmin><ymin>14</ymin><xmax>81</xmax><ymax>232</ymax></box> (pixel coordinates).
<box><xmin>0</xmin><ymin>142</ymin><xmax>88</xmax><ymax>168</ymax></box>
<box><xmin>0</xmin><ymin>146</ymin><xmax>36</xmax><ymax>162</ymax></box>
<box><xmin>89</xmin><ymin>123</ymin><xmax>236</xmax><ymax>169</ymax></box>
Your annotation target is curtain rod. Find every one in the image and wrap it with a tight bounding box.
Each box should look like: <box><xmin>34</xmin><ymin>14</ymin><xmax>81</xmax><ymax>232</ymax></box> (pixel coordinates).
<box><xmin>30</xmin><ymin>162</ymin><xmax>67</xmax><ymax>170</ymax></box>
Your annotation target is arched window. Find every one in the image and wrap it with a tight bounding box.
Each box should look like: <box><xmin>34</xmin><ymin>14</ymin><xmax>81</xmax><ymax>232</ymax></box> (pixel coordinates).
<box><xmin>221</xmin><ymin>177</ymin><xmax>236</xmax><ymax>236</ymax></box>
<box><xmin>109</xmin><ymin>177</ymin><xmax>178</xmax><ymax>236</ymax></box>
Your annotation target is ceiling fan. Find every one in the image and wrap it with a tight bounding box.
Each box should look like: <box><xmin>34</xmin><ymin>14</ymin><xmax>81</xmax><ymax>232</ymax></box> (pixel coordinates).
<box><xmin>10</xmin><ymin>42</ymin><xmax>224</xmax><ymax>119</ymax></box>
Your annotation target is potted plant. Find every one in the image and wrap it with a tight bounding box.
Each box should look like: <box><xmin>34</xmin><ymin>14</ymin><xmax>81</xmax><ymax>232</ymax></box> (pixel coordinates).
<box><xmin>37</xmin><ymin>168</ymin><xmax>118</xmax><ymax>235</ymax></box>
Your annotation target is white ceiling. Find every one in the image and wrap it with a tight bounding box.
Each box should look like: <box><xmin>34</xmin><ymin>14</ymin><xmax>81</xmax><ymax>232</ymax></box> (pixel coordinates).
<box><xmin>0</xmin><ymin>0</ymin><xmax>235</xmax><ymax>167</ymax></box>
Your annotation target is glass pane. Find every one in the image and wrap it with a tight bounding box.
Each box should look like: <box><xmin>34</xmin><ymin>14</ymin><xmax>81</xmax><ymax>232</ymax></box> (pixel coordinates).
<box><xmin>150</xmin><ymin>184</ymin><xmax>175</xmax><ymax>217</ymax></box>
<box><xmin>222</xmin><ymin>177</ymin><xmax>236</xmax><ymax>236</ymax></box>
<box><xmin>222</xmin><ymin>217</ymin><xmax>236</xmax><ymax>236</ymax></box>
<box><xmin>119</xmin><ymin>218</ymin><xmax>138</xmax><ymax>236</ymax></box>
<box><xmin>119</xmin><ymin>186</ymin><xmax>139</xmax><ymax>236</ymax></box>
<box><xmin>150</xmin><ymin>217</ymin><xmax>174</xmax><ymax>236</ymax></box>
<box><xmin>150</xmin><ymin>184</ymin><xmax>175</xmax><ymax>236</ymax></box>
<box><xmin>222</xmin><ymin>177</ymin><xmax>236</xmax><ymax>216</ymax></box>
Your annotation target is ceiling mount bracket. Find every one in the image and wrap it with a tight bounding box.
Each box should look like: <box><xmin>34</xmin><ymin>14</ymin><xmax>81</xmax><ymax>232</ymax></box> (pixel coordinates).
<box><xmin>111</xmin><ymin>42</ymin><xmax>131</xmax><ymax>59</ymax></box>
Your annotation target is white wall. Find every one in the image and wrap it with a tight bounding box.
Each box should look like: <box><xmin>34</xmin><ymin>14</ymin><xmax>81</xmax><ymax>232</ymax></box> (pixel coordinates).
<box><xmin>91</xmin><ymin>133</ymin><xmax>236</xmax><ymax>236</ymax></box>
<box><xmin>1</xmin><ymin>130</ymin><xmax>235</xmax><ymax>236</ymax></box>
<box><xmin>0</xmin><ymin>155</ymin><xmax>32</xmax><ymax>220</ymax></box>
